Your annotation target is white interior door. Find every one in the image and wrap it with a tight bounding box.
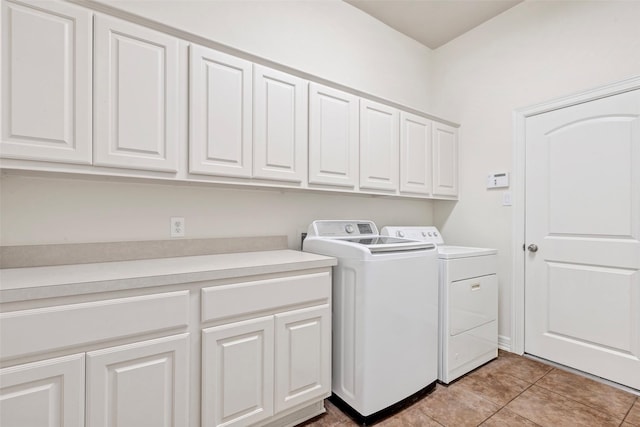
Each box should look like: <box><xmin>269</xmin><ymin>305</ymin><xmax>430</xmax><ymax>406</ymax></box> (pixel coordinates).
<box><xmin>524</xmin><ymin>89</ymin><xmax>640</xmax><ymax>390</ymax></box>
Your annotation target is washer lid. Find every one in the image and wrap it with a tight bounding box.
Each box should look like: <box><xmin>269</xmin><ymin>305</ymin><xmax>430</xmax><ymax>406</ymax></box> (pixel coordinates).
<box><xmin>438</xmin><ymin>245</ymin><xmax>497</xmax><ymax>259</ymax></box>
<box><xmin>339</xmin><ymin>236</ymin><xmax>435</xmax><ymax>253</ymax></box>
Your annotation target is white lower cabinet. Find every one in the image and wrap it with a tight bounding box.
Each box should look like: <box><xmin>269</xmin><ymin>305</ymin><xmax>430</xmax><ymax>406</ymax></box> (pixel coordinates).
<box><xmin>201</xmin><ymin>272</ymin><xmax>332</xmax><ymax>427</ymax></box>
<box><xmin>0</xmin><ymin>353</ymin><xmax>85</xmax><ymax>427</ymax></box>
<box><xmin>274</xmin><ymin>305</ymin><xmax>331</xmax><ymax>413</ymax></box>
<box><xmin>1</xmin><ymin>267</ymin><xmax>332</xmax><ymax>427</ymax></box>
<box><xmin>202</xmin><ymin>316</ymin><xmax>275</xmax><ymax>427</ymax></box>
<box><xmin>86</xmin><ymin>334</ymin><xmax>190</xmax><ymax>427</ymax></box>
<box><xmin>202</xmin><ymin>305</ymin><xmax>331</xmax><ymax>427</ymax></box>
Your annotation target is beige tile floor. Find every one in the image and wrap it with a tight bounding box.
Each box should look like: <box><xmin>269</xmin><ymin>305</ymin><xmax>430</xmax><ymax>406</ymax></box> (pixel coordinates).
<box><xmin>302</xmin><ymin>350</ymin><xmax>640</xmax><ymax>427</ymax></box>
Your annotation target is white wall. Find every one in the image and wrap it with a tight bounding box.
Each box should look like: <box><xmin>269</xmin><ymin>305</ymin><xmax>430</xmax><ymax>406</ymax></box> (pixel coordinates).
<box><xmin>0</xmin><ymin>173</ymin><xmax>432</xmax><ymax>247</ymax></box>
<box><xmin>0</xmin><ymin>0</ymin><xmax>435</xmax><ymax>247</ymax></box>
<box><xmin>430</xmin><ymin>0</ymin><xmax>640</xmax><ymax>343</ymax></box>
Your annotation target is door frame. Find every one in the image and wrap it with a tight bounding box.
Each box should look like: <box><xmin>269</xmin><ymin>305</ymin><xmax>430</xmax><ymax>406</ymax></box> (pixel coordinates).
<box><xmin>511</xmin><ymin>74</ymin><xmax>640</xmax><ymax>355</ymax></box>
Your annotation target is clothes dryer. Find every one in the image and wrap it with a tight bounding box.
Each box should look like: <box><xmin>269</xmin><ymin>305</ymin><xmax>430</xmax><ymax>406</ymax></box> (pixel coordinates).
<box><xmin>381</xmin><ymin>226</ymin><xmax>498</xmax><ymax>384</ymax></box>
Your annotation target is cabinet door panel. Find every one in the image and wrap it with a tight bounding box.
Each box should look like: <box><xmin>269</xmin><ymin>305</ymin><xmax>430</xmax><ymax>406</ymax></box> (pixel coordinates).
<box><xmin>275</xmin><ymin>305</ymin><xmax>331</xmax><ymax>413</ymax></box>
<box><xmin>253</xmin><ymin>65</ymin><xmax>307</xmax><ymax>182</ymax></box>
<box><xmin>1</xmin><ymin>0</ymin><xmax>91</xmax><ymax>164</ymax></box>
<box><xmin>308</xmin><ymin>83</ymin><xmax>359</xmax><ymax>187</ymax></box>
<box><xmin>202</xmin><ymin>316</ymin><xmax>274</xmax><ymax>427</ymax></box>
<box><xmin>400</xmin><ymin>112</ymin><xmax>432</xmax><ymax>195</ymax></box>
<box><xmin>86</xmin><ymin>334</ymin><xmax>189</xmax><ymax>427</ymax></box>
<box><xmin>360</xmin><ymin>99</ymin><xmax>399</xmax><ymax>192</ymax></box>
<box><xmin>0</xmin><ymin>353</ymin><xmax>85</xmax><ymax>427</ymax></box>
<box><xmin>189</xmin><ymin>45</ymin><xmax>252</xmax><ymax>177</ymax></box>
<box><xmin>432</xmin><ymin>122</ymin><xmax>458</xmax><ymax>197</ymax></box>
<box><xmin>94</xmin><ymin>15</ymin><xmax>179</xmax><ymax>172</ymax></box>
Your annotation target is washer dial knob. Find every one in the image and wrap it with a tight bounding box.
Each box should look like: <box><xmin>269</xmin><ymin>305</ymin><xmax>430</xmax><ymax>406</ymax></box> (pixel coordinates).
<box><xmin>345</xmin><ymin>224</ymin><xmax>355</xmax><ymax>234</ymax></box>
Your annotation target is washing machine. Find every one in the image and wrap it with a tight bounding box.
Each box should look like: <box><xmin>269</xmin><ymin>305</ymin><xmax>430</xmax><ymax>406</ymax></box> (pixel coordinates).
<box><xmin>303</xmin><ymin>220</ymin><xmax>439</xmax><ymax>424</ymax></box>
<box><xmin>381</xmin><ymin>226</ymin><xmax>498</xmax><ymax>384</ymax></box>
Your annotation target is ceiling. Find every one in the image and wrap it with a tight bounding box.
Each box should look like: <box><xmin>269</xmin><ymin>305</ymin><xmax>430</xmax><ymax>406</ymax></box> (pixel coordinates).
<box><xmin>344</xmin><ymin>0</ymin><xmax>524</xmax><ymax>49</ymax></box>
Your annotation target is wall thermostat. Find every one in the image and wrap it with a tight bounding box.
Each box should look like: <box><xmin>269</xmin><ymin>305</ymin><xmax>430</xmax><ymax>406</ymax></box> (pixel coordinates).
<box><xmin>487</xmin><ymin>172</ymin><xmax>509</xmax><ymax>188</ymax></box>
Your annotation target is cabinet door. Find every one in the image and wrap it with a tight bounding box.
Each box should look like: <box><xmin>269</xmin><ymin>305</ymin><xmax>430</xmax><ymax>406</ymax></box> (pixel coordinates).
<box><xmin>400</xmin><ymin>112</ymin><xmax>432</xmax><ymax>195</ymax></box>
<box><xmin>308</xmin><ymin>83</ymin><xmax>359</xmax><ymax>187</ymax></box>
<box><xmin>0</xmin><ymin>353</ymin><xmax>85</xmax><ymax>427</ymax></box>
<box><xmin>432</xmin><ymin>121</ymin><xmax>459</xmax><ymax>197</ymax></box>
<box><xmin>94</xmin><ymin>15</ymin><xmax>179</xmax><ymax>172</ymax></box>
<box><xmin>189</xmin><ymin>45</ymin><xmax>252</xmax><ymax>178</ymax></box>
<box><xmin>253</xmin><ymin>65</ymin><xmax>307</xmax><ymax>182</ymax></box>
<box><xmin>86</xmin><ymin>334</ymin><xmax>189</xmax><ymax>427</ymax></box>
<box><xmin>1</xmin><ymin>0</ymin><xmax>91</xmax><ymax>164</ymax></box>
<box><xmin>274</xmin><ymin>305</ymin><xmax>331</xmax><ymax>413</ymax></box>
<box><xmin>202</xmin><ymin>316</ymin><xmax>274</xmax><ymax>427</ymax></box>
<box><xmin>360</xmin><ymin>99</ymin><xmax>399</xmax><ymax>192</ymax></box>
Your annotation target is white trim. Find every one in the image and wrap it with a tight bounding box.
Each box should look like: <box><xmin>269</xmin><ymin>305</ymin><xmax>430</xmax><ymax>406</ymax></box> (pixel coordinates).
<box><xmin>511</xmin><ymin>74</ymin><xmax>640</xmax><ymax>357</ymax></box>
<box><xmin>498</xmin><ymin>334</ymin><xmax>512</xmax><ymax>352</ymax></box>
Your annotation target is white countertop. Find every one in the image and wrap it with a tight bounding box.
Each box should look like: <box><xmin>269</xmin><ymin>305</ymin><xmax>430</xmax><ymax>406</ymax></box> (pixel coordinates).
<box><xmin>0</xmin><ymin>250</ymin><xmax>337</xmax><ymax>303</ymax></box>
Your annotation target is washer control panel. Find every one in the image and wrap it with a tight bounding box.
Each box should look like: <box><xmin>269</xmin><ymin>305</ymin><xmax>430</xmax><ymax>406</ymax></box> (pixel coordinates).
<box><xmin>309</xmin><ymin>220</ymin><xmax>378</xmax><ymax>237</ymax></box>
<box><xmin>380</xmin><ymin>226</ymin><xmax>445</xmax><ymax>245</ymax></box>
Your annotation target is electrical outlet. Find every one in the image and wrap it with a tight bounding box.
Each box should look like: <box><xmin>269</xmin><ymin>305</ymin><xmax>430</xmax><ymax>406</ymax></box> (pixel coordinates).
<box><xmin>170</xmin><ymin>217</ymin><xmax>185</xmax><ymax>237</ymax></box>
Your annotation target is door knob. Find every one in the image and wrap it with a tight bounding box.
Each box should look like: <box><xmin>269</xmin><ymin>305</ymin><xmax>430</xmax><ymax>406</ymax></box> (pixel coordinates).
<box><xmin>527</xmin><ymin>244</ymin><xmax>538</xmax><ymax>253</ymax></box>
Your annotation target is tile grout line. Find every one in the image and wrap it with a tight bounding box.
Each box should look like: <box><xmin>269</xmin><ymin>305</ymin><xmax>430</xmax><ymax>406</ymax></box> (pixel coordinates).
<box><xmin>533</xmin><ymin>369</ymin><xmax>636</xmax><ymax>424</ymax></box>
<box><xmin>528</xmin><ymin>382</ymin><xmax>628</xmax><ymax>424</ymax></box>
<box><xmin>484</xmin><ymin>366</ymin><xmax>553</xmax><ymax>427</ymax></box>
<box><xmin>619</xmin><ymin>396</ymin><xmax>639</xmax><ymax>426</ymax></box>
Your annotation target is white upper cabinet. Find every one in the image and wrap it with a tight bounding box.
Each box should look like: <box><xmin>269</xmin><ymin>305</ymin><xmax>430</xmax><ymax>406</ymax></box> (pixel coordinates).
<box><xmin>94</xmin><ymin>15</ymin><xmax>180</xmax><ymax>172</ymax></box>
<box><xmin>1</xmin><ymin>0</ymin><xmax>92</xmax><ymax>164</ymax></box>
<box><xmin>359</xmin><ymin>99</ymin><xmax>399</xmax><ymax>192</ymax></box>
<box><xmin>189</xmin><ymin>45</ymin><xmax>252</xmax><ymax>178</ymax></box>
<box><xmin>308</xmin><ymin>83</ymin><xmax>359</xmax><ymax>188</ymax></box>
<box><xmin>400</xmin><ymin>112</ymin><xmax>432</xmax><ymax>196</ymax></box>
<box><xmin>432</xmin><ymin>121</ymin><xmax>459</xmax><ymax>197</ymax></box>
<box><xmin>253</xmin><ymin>65</ymin><xmax>308</xmax><ymax>183</ymax></box>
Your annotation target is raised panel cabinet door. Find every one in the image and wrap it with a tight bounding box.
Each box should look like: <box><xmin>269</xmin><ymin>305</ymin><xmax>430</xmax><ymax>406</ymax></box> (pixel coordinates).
<box><xmin>400</xmin><ymin>112</ymin><xmax>432</xmax><ymax>196</ymax></box>
<box><xmin>432</xmin><ymin>122</ymin><xmax>458</xmax><ymax>197</ymax></box>
<box><xmin>1</xmin><ymin>0</ymin><xmax>91</xmax><ymax>164</ymax></box>
<box><xmin>360</xmin><ymin>99</ymin><xmax>399</xmax><ymax>192</ymax></box>
<box><xmin>94</xmin><ymin>15</ymin><xmax>179</xmax><ymax>172</ymax></box>
<box><xmin>202</xmin><ymin>316</ymin><xmax>274</xmax><ymax>427</ymax></box>
<box><xmin>253</xmin><ymin>65</ymin><xmax>308</xmax><ymax>182</ymax></box>
<box><xmin>308</xmin><ymin>83</ymin><xmax>359</xmax><ymax>187</ymax></box>
<box><xmin>0</xmin><ymin>353</ymin><xmax>85</xmax><ymax>427</ymax></box>
<box><xmin>189</xmin><ymin>45</ymin><xmax>252</xmax><ymax>178</ymax></box>
<box><xmin>274</xmin><ymin>305</ymin><xmax>331</xmax><ymax>413</ymax></box>
<box><xmin>86</xmin><ymin>334</ymin><xmax>189</xmax><ymax>427</ymax></box>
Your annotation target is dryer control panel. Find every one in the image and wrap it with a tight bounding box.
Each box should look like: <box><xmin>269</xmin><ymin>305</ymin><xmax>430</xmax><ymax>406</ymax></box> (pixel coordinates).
<box><xmin>380</xmin><ymin>226</ymin><xmax>445</xmax><ymax>245</ymax></box>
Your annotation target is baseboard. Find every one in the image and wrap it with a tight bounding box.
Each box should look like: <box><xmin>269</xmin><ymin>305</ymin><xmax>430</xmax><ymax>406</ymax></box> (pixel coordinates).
<box><xmin>498</xmin><ymin>335</ymin><xmax>512</xmax><ymax>352</ymax></box>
